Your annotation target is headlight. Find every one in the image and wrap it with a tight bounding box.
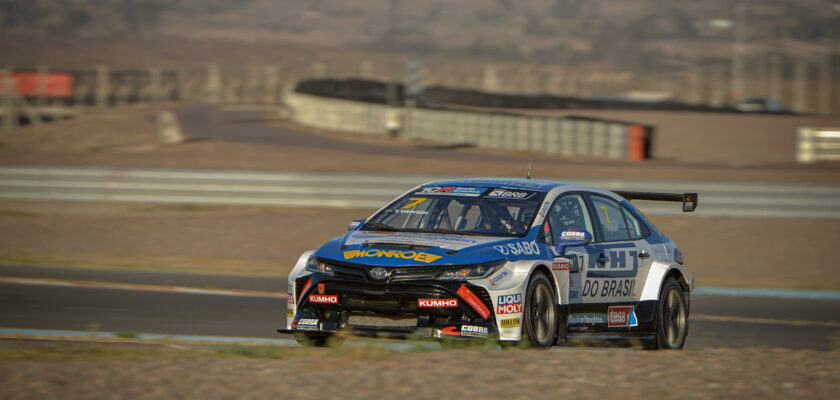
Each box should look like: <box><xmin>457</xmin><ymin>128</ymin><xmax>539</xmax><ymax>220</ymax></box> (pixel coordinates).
<box><xmin>306</xmin><ymin>256</ymin><xmax>334</xmax><ymax>276</ymax></box>
<box><xmin>437</xmin><ymin>260</ymin><xmax>505</xmax><ymax>280</ymax></box>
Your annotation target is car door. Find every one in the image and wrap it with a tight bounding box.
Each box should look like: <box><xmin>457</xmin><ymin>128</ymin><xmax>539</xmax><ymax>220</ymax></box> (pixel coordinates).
<box><xmin>580</xmin><ymin>194</ymin><xmax>654</xmax><ymax>330</ymax></box>
<box><xmin>540</xmin><ymin>193</ymin><xmax>595</xmax><ymax>307</ymax></box>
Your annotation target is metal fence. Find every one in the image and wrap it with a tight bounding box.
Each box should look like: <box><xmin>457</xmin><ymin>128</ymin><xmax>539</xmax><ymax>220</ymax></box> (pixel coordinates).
<box><xmin>797</xmin><ymin>127</ymin><xmax>840</xmax><ymax>163</ymax></box>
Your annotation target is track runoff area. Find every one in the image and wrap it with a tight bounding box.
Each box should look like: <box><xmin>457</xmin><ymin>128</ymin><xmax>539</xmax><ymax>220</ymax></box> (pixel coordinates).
<box><xmin>1</xmin><ymin>265</ymin><xmax>838</xmax><ymax>351</ymax></box>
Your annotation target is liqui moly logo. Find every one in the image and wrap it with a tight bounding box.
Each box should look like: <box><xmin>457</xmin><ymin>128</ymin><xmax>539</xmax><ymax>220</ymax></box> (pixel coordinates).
<box><xmin>496</xmin><ymin>293</ymin><xmax>523</xmax><ymax>314</ymax></box>
<box><xmin>418</xmin><ymin>298</ymin><xmax>458</xmax><ymax>308</ymax></box>
<box><xmin>607</xmin><ymin>306</ymin><xmax>638</xmax><ymax>327</ymax></box>
<box><xmin>309</xmin><ymin>294</ymin><xmax>338</xmax><ymax>304</ymax></box>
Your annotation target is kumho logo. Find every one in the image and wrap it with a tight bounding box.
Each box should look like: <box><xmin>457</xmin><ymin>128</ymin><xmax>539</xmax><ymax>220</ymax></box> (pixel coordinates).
<box><xmin>496</xmin><ymin>293</ymin><xmax>523</xmax><ymax>314</ymax></box>
<box><xmin>343</xmin><ymin>249</ymin><xmax>442</xmax><ymax>264</ymax></box>
<box><xmin>418</xmin><ymin>298</ymin><xmax>458</xmax><ymax>308</ymax></box>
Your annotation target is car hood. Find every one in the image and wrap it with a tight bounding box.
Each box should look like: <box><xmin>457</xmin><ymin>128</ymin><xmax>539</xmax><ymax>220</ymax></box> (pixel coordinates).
<box><xmin>314</xmin><ymin>230</ymin><xmax>546</xmax><ymax>267</ymax></box>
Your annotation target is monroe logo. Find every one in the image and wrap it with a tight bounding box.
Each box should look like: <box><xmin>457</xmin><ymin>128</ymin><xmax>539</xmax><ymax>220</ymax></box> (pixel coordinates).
<box><xmin>500</xmin><ymin>317</ymin><xmax>521</xmax><ymax>328</ymax></box>
<box><xmin>486</xmin><ymin>189</ymin><xmax>531</xmax><ymax>199</ymax></box>
<box><xmin>607</xmin><ymin>306</ymin><xmax>638</xmax><ymax>327</ymax></box>
<box><xmin>494</xmin><ymin>241</ymin><xmax>540</xmax><ymax>256</ymax></box>
<box><xmin>460</xmin><ymin>325</ymin><xmax>488</xmax><ymax>338</ymax></box>
<box><xmin>309</xmin><ymin>294</ymin><xmax>338</xmax><ymax>304</ymax></box>
<box><xmin>343</xmin><ymin>249</ymin><xmax>442</xmax><ymax>264</ymax></box>
<box><xmin>418</xmin><ymin>298</ymin><xmax>458</xmax><ymax>308</ymax></box>
<box><xmin>496</xmin><ymin>293</ymin><xmax>523</xmax><ymax>314</ymax></box>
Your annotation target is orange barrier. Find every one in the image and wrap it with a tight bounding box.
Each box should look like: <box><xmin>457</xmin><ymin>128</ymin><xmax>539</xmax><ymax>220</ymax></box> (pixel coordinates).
<box><xmin>0</xmin><ymin>72</ymin><xmax>75</xmax><ymax>98</ymax></box>
<box><xmin>628</xmin><ymin>125</ymin><xmax>647</xmax><ymax>160</ymax></box>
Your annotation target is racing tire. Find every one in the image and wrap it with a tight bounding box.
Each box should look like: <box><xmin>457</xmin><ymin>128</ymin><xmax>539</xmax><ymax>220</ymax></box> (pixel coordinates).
<box><xmin>522</xmin><ymin>272</ymin><xmax>557</xmax><ymax>349</ymax></box>
<box><xmin>294</xmin><ymin>332</ymin><xmax>340</xmax><ymax>347</ymax></box>
<box><xmin>645</xmin><ymin>277</ymin><xmax>688</xmax><ymax>350</ymax></box>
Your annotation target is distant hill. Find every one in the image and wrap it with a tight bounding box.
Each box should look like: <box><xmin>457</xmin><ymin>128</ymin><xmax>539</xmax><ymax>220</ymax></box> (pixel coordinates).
<box><xmin>2</xmin><ymin>0</ymin><xmax>837</xmax><ymax>71</ymax></box>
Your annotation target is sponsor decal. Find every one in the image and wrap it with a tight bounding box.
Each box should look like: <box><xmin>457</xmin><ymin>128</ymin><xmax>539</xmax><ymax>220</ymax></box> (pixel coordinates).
<box><xmin>343</xmin><ymin>249</ymin><xmax>442</xmax><ymax>264</ymax></box>
<box><xmin>317</xmin><ymin>283</ymin><xmax>325</xmax><ymax>294</ymax></box>
<box><xmin>485</xmin><ymin>189</ymin><xmax>533</xmax><ymax>199</ymax></box>
<box><xmin>440</xmin><ymin>326</ymin><xmax>460</xmax><ymax>336</ymax></box>
<box><xmin>288</xmin><ymin>295</ymin><xmax>295</xmax><ymax>305</ymax></box>
<box><xmin>552</xmin><ymin>260</ymin><xmax>570</xmax><ymax>271</ymax></box>
<box><xmin>488</xmin><ymin>269</ymin><xmax>511</xmax><ymax>287</ymax></box>
<box><xmin>586</xmin><ymin>249</ymin><xmax>640</xmax><ymax>278</ymax></box>
<box><xmin>385</xmin><ymin>209</ymin><xmax>428</xmax><ymax>215</ymax></box>
<box><xmin>496</xmin><ymin>293</ymin><xmax>523</xmax><ymax>314</ymax></box>
<box><xmin>286</xmin><ymin>308</ymin><xmax>294</xmax><ymax>318</ymax></box>
<box><xmin>418</xmin><ymin>298</ymin><xmax>458</xmax><ymax>308</ymax></box>
<box><xmin>294</xmin><ymin>318</ymin><xmax>320</xmax><ymax>331</ymax></box>
<box><xmin>560</xmin><ymin>230</ymin><xmax>587</xmax><ymax>241</ymax></box>
<box><xmin>607</xmin><ymin>306</ymin><xmax>638</xmax><ymax>327</ymax></box>
<box><xmin>460</xmin><ymin>325</ymin><xmax>488</xmax><ymax>338</ymax></box>
<box><xmin>309</xmin><ymin>294</ymin><xmax>338</xmax><ymax>304</ymax></box>
<box><xmin>298</xmin><ymin>278</ymin><xmax>312</xmax><ymax>304</ymax></box>
<box><xmin>457</xmin><ymin>285</ymin><xmax>491</xmax><ymax>319</ymax></box>
<box><xmin>569</xmin><ymin>313</ymin><xmax>608</xmax><ymax>325</ymax></box>
<box><xmin>494</xmin><ymin>241</ymin><xmax>541</xmax><ymax>256</ymax></box>
<box><xmin>500</xmin><ymin>317</ymin><xmax>521</xmax><ymax>328</ymax></box>
<box><xmin>287</xmin><ymin>283</ymin><xmax>294</xmax><ymax>295</ymax></box>
<box><xmin>417</xmin><ymin>186</ymin><xmax>485</xmax><ymax>197</ymax></box>
<box><xmin>582</xmin><ymin>279</ymin><xmax>636</xmax><ymax>298</ymax></box>
<box><xmin>538</xmin><ymin>201</ymin><xmax>551</xmax><ymax>218</ymax></box>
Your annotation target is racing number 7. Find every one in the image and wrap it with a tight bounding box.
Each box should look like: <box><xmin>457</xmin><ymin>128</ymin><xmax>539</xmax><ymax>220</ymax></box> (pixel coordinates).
<box><xmin>403</xmin><ymin>197</ymin><xmax>426</xmax><ymax>209</ymax></box>
<box><xmin>600</xmin><ymin>206</ymin><xmax>610</xmax><ymax>224</ymax></box>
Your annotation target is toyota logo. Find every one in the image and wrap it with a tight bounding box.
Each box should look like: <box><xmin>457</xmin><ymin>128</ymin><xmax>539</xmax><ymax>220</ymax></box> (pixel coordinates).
<box><xmin>370</xmin><ymin>267</ymin><xmax>388</xmax><ymax>280</ymax></box>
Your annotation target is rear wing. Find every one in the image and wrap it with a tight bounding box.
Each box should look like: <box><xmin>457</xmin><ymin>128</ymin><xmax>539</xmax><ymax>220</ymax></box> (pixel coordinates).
<box><xmin>614</xmin><ymin>191</ymin><xmax>698</xmax><ymax>212</ymax></box>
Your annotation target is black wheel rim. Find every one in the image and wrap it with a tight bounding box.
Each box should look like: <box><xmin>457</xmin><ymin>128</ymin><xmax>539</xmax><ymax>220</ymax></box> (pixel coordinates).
<box><xmin>531</xmin><ymin>282</ymin><xmax>556</xmax><ymax>344</ymax></box>
<box><xmin>662</xmin><ymin>288</ymin><xmax>686</xmax><ymax>347</ymax></box>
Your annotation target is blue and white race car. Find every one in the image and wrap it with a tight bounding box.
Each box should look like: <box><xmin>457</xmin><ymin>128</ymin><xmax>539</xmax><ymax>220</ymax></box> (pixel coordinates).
<box><xmin>280</xmin><ymin>178</ymin><xmax>697</xmax><ymax>349</ymax></box>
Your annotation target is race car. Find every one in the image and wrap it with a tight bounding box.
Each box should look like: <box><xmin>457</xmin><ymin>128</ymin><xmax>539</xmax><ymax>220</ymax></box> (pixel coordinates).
<box><xmin>279</xmin><ymin>178</ymin><xmax>697</xmax><ymax>350</ymax></box>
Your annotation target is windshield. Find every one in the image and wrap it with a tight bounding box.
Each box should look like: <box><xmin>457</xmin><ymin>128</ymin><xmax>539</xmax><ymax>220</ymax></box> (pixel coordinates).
<box><xmin>364</xmin><ymin>187</ymin><xmax>546</xmax><ymax>237</ymax></box>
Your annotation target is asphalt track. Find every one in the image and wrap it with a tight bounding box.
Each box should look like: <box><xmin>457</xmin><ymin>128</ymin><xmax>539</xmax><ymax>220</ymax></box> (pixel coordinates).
<box><xmin>1</xmin><ymin>264</ymin><xmax>838</xmax><ymax>350</ymax></box>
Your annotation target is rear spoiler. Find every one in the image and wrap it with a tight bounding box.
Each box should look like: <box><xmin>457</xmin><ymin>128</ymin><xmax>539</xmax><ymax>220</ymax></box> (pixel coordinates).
<box><xmin>614</xmin><ymin>191</ymin><xmax>698</xmax><ymax>212</ymax></box>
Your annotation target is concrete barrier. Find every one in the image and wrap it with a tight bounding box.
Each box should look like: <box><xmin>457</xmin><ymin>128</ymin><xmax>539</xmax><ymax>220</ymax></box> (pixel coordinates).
<box><xmin>797</xmin><ymin>127</ymin><xmax>840</xmax><ymax>163</ymax></box>
<box><xmin>286</xmin><ymin>91</ymin><xmax>652</xmax><ymax>159</ymax></box>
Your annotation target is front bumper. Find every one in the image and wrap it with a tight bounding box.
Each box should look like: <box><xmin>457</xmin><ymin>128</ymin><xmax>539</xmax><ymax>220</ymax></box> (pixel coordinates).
<box><xmin>285</xmin><ymin>272</ymin><xmax>497</xmax><ymax>339</ymax></box>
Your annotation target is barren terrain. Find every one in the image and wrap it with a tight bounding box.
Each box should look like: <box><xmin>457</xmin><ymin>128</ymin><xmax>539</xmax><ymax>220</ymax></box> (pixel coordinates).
<box><xmin>0</xmin><ymin>342</ymin><xmax>838</xmax><ymax>400</ymax></box>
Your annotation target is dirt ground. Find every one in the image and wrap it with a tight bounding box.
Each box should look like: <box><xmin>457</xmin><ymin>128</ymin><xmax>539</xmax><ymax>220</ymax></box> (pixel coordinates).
<box><xmin>1</xmin><ymin>345</ymin><xmax>838</xmax><ymax>400</ymax></box>
<box><xmin>2</xmin><ymin>103</ymin><xmax>840</xmax><ymax>183</ymax></box>
<box><xmin>0</xmin><ymin>200</ymin><xmax>837</xmax><ymax>290</ymax></box>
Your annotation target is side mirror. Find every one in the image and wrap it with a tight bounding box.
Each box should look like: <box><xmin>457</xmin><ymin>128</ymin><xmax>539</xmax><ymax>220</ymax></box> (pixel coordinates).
<box><xmin>555</xmin><ymin>229</ymin><xmax>592</xmax><ymax>256</ymax></box>
<box><xmin>348</xmin><ymin>218</ymin><xmax>366</xmax><ymax>231</ymax></box>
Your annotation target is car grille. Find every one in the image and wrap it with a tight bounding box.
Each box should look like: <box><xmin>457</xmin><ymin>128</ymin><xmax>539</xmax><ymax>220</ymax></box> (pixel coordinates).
<box><xmin>347</xmin><ymin>314</ymin><xmax>418</xmax><ymax>329</ymax></box>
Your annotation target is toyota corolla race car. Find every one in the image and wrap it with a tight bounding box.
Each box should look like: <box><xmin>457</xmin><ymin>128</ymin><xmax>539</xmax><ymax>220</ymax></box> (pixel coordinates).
<box><xmin>279</xmin><ymin>179</ymin><xmax>697</xmax><ymax>350</ymax></box>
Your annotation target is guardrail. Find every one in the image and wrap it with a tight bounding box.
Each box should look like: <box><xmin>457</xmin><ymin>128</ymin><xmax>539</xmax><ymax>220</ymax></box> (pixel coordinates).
<box><xmin>1</xmin><ymin>165</ymin><xmax>838</xmax><ymax>219</ymax></box>
<box><xmin>286</xmin><ymin>92</ymin><xmax>651</xmax><ymax>160</ymax></box>
<box><xmin>797</xmin><ymin>127</ymin><xmax>840</xmax><ymax>163</ymax></box>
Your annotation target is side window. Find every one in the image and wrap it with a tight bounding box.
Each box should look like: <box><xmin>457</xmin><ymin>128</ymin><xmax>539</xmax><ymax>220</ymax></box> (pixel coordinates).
<box><xmin>545</xmin><ymin>194</ymin><xmax>594</xmax><ymax>245</ymax></box>
<box><xmin>621</xmin><ymin>205</ymin><xmax>649</xmax><ymax>239</ymax></box>
<box><xmin>590</xmin><ymin>195</ymin><xmax>631</xmax><ymax>242</ymax></box>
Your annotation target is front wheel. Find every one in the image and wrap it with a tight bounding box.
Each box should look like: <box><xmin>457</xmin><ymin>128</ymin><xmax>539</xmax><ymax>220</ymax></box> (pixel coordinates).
<box><xmin>522</xmin><ymin>272</ymin><xmax>557</xmax><ymax>349</ymax></box>
<box><xmin>646</xmin><ymin>277</ymin><xmax>688</xmax><ymax>350</ymax></box>
<box><xmin>294</xmin><ymin>332</ymin><xmax>341</xmax><ymax>347</ymax></box>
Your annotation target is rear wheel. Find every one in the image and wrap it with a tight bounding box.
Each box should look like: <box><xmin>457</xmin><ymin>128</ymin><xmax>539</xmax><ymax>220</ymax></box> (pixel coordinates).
<box><xmin>522</xmin><ymin>272</ymin><xmax>557</xmax><ymax>349</ymax></box>
<box><xmin>645</xmin><ymin>278</ymin><xmax>688</xmax><ymax>350</ymax></box>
